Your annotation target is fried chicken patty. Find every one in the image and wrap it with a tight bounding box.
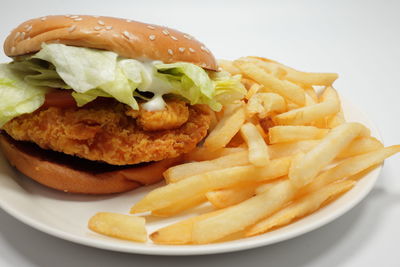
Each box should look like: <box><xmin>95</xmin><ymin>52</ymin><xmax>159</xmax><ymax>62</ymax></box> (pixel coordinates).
<box><xmin>3</xmin><ymin>100</ymin><xmax>211</xmax><ymax>165</ymax></box>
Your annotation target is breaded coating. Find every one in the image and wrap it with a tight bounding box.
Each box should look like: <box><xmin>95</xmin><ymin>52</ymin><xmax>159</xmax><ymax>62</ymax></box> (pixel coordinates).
<box><xmin>3</xmin><ymin>102</ymin><xmax>211</xmax><ymax>165</ymax></box>
<box><xmin>125</xmin><ymin>100</ymin><xmax>190</xmax><ymax>131</ymax></box>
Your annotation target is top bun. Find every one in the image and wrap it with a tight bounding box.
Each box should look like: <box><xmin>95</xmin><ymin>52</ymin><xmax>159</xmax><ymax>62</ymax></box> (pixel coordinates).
<box><xmin>4</xmin><ymin>15</ymin><xmax>218</xmax><ymax>71</ymax></box>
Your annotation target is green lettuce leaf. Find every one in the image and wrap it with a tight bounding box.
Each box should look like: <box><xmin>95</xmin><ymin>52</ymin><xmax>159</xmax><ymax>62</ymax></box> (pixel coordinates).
<box><xmin>0</xmin><ymin>64</ymin><xmax>47</xmax><ymax>127</ymax></box>
<box><xmin>2</xmin><ymin>44</ymin><xmax>246</xmax><ymax>115</ymax></box>
<box><xmin>33</xmin><ymin>44</ymin><xmax>117</xmax><ymax>92</ymax></box>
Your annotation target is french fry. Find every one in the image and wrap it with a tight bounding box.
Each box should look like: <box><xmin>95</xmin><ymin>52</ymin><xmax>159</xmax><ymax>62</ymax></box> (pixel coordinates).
<box><xmin>245</xmin><ymin>83</ymin><xmax>262</xmax><ymax>100</ymax></box>
<box><xmin>289</xmin><ymin>122</ymin><xmax>370</xmax><ymax>188</ymax></box>
<box><xmin>268</xmin><ymin>126</ymin><xmax>329</xmax><ymax>144</ymax></box>
<box><xmin>300</xmin><ymin>145</ymin><xmax>400</xmax><ymax>195</ymax></box>
<box><xmin>185</xmin><ymin>146</ymin><xmax>247</xmax><ymax>162</ymax></box>
<box><xmin>206</xmin><ymin>184</ymin><xmax>257</xmax><ymax>209</ymax></box>
<box><xmin>268</xmin><ymin>137</ymin><xmax>382</xmax><ymax>160</ymax></box>
<box><xmin>240</xmin><ymin>122</ymin><xmax>270</xmax><ymax>166</ymax></box>
<box><xmin>191</xmin><ymin>180</ymin><xmax>296</xmax><ymax>244</ymax></box>
<box><xmin>273</xmin><ymin>87</ymin><xmax>340</xmax><ymax>125</ymax></box>
<box><xmin>246</xmin><ymin>180</ymin><xmax>355</xmax><ymax>236</ymax></box>
<box><xmin>337</xmin><ymin>137</ymin><xmax>383</xmax><ymax>158</ymax></box>
<box><xmin>88</xmin><ymin>212</ymin><xmax>147</xmax><ymax>242</ymax></box>
<box><xmin>152</xmin><ymin>195</ymin><xmax>207</xmax><ymax>217</ymax></box>
<box><xmin>204</xmin><ymin>105</ymin><xmax>245</xmax><ymax>151</ymax></box>
<box><xmin>246</xmin><ymin>92</ymin><xmax>286</xmax><ymax>118</ymax></box>
<box><xmin>255</xmin><ymin>178</ymin><xmax>288</xmax><ymax>194</ymax></box>
<box><xmin>218</xmin><ymin>59</ymin><xmax>242</xmax><ymax>75</ymax></box>
<box><xmin>269</xmin><ymin>140</ymin><xmax>320</xmax><ymax>158</ymax></box>
<box><xmin>234</xmin><ymin>60</ymin><xmax>305</xmax><ymax>106</ymax></box>
<box><xmin>165</xmin><ymin>151</ymin><xmax>249</xmax><ymax>183</ymax></box>
<box><xmin>305</xmin><ymin>87</ymin><xmax>319</xmax><ymax>103</ymax></box>
<box><xmin>246</xmin><ymin>56</ymin><xmax>338</xmax><ymax>86</ymax></box>
<box><xmin>131</xmin><ymin>157</ymin><xmax>292</xmax><ymax>213</ymax></box>
<box><xmin>150</xmin><ymin>210</ymin><xmax>224</xmax><ymax>245</ymax></box>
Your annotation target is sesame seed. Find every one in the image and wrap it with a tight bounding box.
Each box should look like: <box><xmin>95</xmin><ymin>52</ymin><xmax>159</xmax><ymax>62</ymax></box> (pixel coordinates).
<box><xmin>74</xmin><ymin>18</ymin><xmax>83</xmax><ymax>21</ymax></box>
<box><xmin>98</xmin><ymin>20</ymin><xmax>105</xmax><ymax>26</ymax></box>
<box><xmin>168</xmin><ymin>49</ymin><xmax>174</xmax><ymax>55</ymax></box>
<box><xmin>178</xmin><ymin>47</ymin><xmax>185</xmax><ymax>53</ymax></box>
<box><xmin>20</xmin><ymin>32</ymin><xmax>26</xmax><ymax>40</ymax></box>
<box><xmin>189</xmin><ymin>48</ymin><xmax>196</xmax><ymax>53</ymax></box>
<box><xmin>65</xmin><ymin>15</ymin><xmax>72</xmax><ymax>18</ymax></box>
<box><xmin>26</xmin><ymin>25</ymin><xmax>32</xmax><ymax>32</ymax></box>
<box><xmin>68</xmin><ymin>25</ymin><xmax>77</xmax><ymax>33</ymax></box>
<box><xmin>70</xmin><ymin>15</ymin><xmax>79</xmax><ymax>19</ymax></box>
<box><xmin>40</xmin><ymin>17</ymin><xmax>47</xmax><ymax>21</ymax></box>
<box><xmin>149</xmin><ymin>34</ymin><xmax>156</xmax><ymax>41</ymax></box>
<box><xmin>201</xmin><ymin>46</ymin><xmax>210</xmax><ymax>53</ymax></box>
<box><xmin>123</xmin><ymin>31</ymin><xmax>135</xmax><ymax>40</ymax></box>
<box><xmin>183</xmin><ymin>34</ymin><xmax>191</xmax><ymax>40</ymax></box>
<box><xmin>93</xmin><ymin>15</ymin><xmax>100</xmax><ymax>18</ymax></box>
<box><xmin>94</xmin><ymin>26</ymin><xmax>103</xmax><ymax>31</ymax></box>
<box><xmin>14</xmin><ymin>32</ymin><xmax>20</xmax><ymax>40</ymax></box>
<box><xmin>105</xmin><ymin>26</ymin><xmax>113</xmax><ymax>30</ymax></box>
<box><xmin>126</xmin><ymin>19</ymin><xmax>132</xmax><ymax>22</ymax></box>
<box><xmin>162</xmin><ymin>29</ymin><xmax>169</xmax><ymax>35</ymax></box>
<box><xmin>170</xmin><ymin>36</ymin><xmax>178</xmax><ymax>41</ymax></box>
<box><xmin>11</xmin><ymin>46</ymin><xmax>16</xmax><ymax>53</ymax></box>
<box><xmin>147</xmin><ymin>25</ymin><xmax>155</xmax><ymax>30</ymax></box>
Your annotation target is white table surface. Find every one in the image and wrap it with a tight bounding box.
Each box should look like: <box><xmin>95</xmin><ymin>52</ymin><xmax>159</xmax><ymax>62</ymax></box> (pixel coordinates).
<box><xmin>0</xmin><ymin>0</ymin><xmax>399</xmax><ymax>266</ymax></box>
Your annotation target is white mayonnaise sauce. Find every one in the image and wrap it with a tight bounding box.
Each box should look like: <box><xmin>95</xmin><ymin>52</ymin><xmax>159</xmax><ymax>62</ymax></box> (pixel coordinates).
<box><xmin>137</xmin><ymin>61</ymin><xmax>175</xmax><ymax>111</ymax></box>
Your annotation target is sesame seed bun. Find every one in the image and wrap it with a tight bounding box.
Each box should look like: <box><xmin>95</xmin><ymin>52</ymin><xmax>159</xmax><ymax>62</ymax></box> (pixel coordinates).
<box><xmin>0</xmin><ymin>133</ymin><xmax>182</xmax><ymax>194</ymax></box>
<box><xmin>4</xmin><ymin>15</ymin><xmax>218</xmax><ymax>70</ymax></box>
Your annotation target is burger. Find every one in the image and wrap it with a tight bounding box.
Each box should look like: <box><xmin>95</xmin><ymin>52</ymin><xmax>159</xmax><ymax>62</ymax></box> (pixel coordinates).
<box><xmin>0</xmin><ymin>15</ymin><xmax>245</xmax><ymax>194</ymax></box>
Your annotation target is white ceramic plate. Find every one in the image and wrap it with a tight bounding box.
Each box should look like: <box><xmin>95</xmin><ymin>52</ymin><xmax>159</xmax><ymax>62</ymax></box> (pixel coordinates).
<box><xmin>0</xmin><ymin>97</ymin><xmax>383</xmax><ymax>256</ymax></box>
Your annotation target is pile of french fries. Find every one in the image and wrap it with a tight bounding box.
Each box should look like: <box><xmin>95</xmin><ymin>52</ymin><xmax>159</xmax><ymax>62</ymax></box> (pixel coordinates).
<box><xmin>88</xmin><ymin>56</ymin><xmax>400</xmax><ymax>244</ymax></box>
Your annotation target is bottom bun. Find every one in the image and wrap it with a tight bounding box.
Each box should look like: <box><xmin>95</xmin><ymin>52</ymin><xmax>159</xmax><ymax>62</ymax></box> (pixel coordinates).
<box><xmin>0</xmin><ymin>133</ymin><xmax>182</xmax><ymax>194</ymax></box>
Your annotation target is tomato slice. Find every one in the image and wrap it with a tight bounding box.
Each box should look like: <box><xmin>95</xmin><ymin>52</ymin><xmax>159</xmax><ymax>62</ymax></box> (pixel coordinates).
<box><xmin>42</xmin><ymin>90</ymin><xmax>77</xmax><ymax>109</ymax></box>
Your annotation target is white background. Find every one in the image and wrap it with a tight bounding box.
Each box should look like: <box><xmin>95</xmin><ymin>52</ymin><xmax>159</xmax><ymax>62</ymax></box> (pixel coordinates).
<box><xmin>0</xmin><ymin>0</ymin><xmax>399</xmax><ymax>266</ymax></box>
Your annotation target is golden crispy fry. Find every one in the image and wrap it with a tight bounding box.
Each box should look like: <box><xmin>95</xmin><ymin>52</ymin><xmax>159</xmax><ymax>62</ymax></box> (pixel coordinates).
<box><xmin>268</xmin><ymin>126</ymin><xmax>329</xmax><ymax>144</ymax></box>
<box><xmin>246</xmin><ymin>92</ymin><xmax>286</xmax><ymax>118</ymax></box>
<box><xmin>191</xmin><ymin>180</ymin><xmax>296</xmax><ymax>244</ymax></box>
<box><xmin>289</xmin><ymin>122</ymin><xmax>370</xmax><ymax>188</ymax></box>
<box><xmin>273</xmin><ymin>87</ymin><xmax>340</xmax><ymax>126</ymax></box>
<box><xmin>204</xmin><ymin>105</ymin><xmax>245</xmax><ymax>151</ymax></box>
<box><xmin>300</xmin><ymin>145</ymin><xmax>400</xmax><ymax>195</ymax></box>
<box><xmin>305</xmin><ymin>87</ymin><xmax>319</xmax><ymax>103</ymax></box>
<box><xmin>241</xmin><ymin>78</ymin><xmax>259</xmax><ymax>90</ymax></box>
<box><xmin>246</xmin><ymin>180</ymin><xmax>355</xmax><ymax>236</ymax></box>
<box><xmin>88</xmin><ymin>212</ymin><xmax>147</xmax><ymax>242</ymax></box>
<box><xmin>234</xmin><ymin>60</ymin><xmax>305</xmax><ymax>106</ymax></box>
<box><xmin>217</xmin><ymin>59</ymin><xmax>242</xmax><ymax>75</ymax></box>
<box><xmin>246</xmin><ymin>56</ymin><xmax>338</xmax><ymax>86</ymax></box>
<box><xmin>268</xmin><ymin>140</ymin><xmax>319</xmax><ymax>159</ymax></box>
<box><xmin>165</xmin><ymin>151</ymin><xmax>249</xmax><ymax>183</ymax></box>
<box><xmin>185</xmin><ymin>146</ymin><xmax>247</xmax><ymax>162</ymax></box>
<box><xmin>268</xmin><ymin>136</ymin><xmax>382</xmax><ymax>160</ymax></box>
<box><xmin>326</xmin><ymin>107</ymin><xmax>345</xmax><ymax>128</ymax></box>
<box><xmin>240</xmin><ymin>122</ymin><xmax>270</xmax><ymax>166</ymax></box>
<box><xmin>245</xmin><ymin>83</ymin><xmax>263</xmax><ymax>100</ymax></box>
<box><xmin>131</xmin><ymin>157</ymin><xmax>292</xmax><ymax>213</ymax></box>
<box><xmin>150</xmin><ymin>209</ymin><xmax>224</xmax><ymax>245</ymax></box>
<box><xmin>151</xmin><ymin>195</ymin><xmax>207</xmax><ymax>217</ymax></box>
<box><xmin>337</xmin><ymin>136</ymin><xmax>383</xmax><ymax>158</ymax></box>
<box><xmin>206</xmin><ymin>184</ymin><xmax>257</xmax><ymax>209</ymax></box>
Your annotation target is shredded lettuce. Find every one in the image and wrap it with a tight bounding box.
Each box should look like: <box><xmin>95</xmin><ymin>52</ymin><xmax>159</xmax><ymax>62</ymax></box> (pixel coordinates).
<box><xmin>0</xmin><ymin>64</ymin><xmax>47</xmax><ymax>127</ymax></box>
<box><xmin>0</xmin><ymin>44</ymin><xmax>247</xmax><ymax>126</ymax></box>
